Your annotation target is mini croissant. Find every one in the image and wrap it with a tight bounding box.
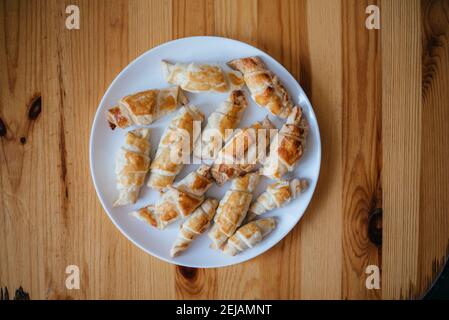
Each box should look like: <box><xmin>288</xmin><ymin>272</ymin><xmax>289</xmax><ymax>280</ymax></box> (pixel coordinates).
<box><xmin>211</xmin><ymin>118</ymin><xmax>275</xmax><ymax>185</ymax></box>
<box><xmin>114</xmin><ymin>128</ymin><xmax>151</xmax><ymax>206</ymax></box>
<box><xmin>171</xmin><ymin>198</ymin><xmax>219</xmax><ymax>257</ymax></box>
<box><xmin>228</xmin><ymin>56</ymin><xmax>293</xmax><ymax>118</ymax></box>
<box><xmin>262</xmin><ymin>106</ymin><xmax>308</xmax><ymax>180</ymax></box>
<box><xmin>147</xmin><ymin>105</ymin><xmax>205</xmax><ymax>190</ymax></box>
<box><xmin>208</xmin><ymin>172</ymin><xmax>260</xmax><ymax>249</ymax></box>
<box><xmin>246</xmin><ymin>178</ymin><xmax>308</xmax><ymax>221</ymax></box>
<box><xmin>194</xmin><ymin>90</ymin><xmax>248</xmax><ymax>161</ymax></box>
<box><xmin>132</xmin><ymin>165</ymin><xmax>214</xmax><ymax>229</ymax></box>
<box><xmin>162</xmin><ymin>61</ymin><xmax>244</xmax><ymax>93</ymax></box>
<box><xmin>222</xmin><ymin>218</ymin><xmax>276</xmax><ymax>256</ymax></box>
<box><xmin>107</xmin><ymin>86</ymin><xmax>188</xmax><ymax>129</ymax></box>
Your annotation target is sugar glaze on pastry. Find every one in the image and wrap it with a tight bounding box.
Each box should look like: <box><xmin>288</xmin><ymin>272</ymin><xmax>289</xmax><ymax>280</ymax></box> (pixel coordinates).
<box><xmin>132</xmin><ymin>165</ymin><xmax>214</xmax><ymax>229</ymax></box>
<box><xmin>162</xmin><ymin>60</ymin><xmax>244</xmax><ymax>93</ymax></box>
<box><xmin>107</xmin><ymin>86</ymin><xmax>188</xmax><ymax>130</ymax></box>
<box><xmin>171</xmin><ymin>198</ymin><xmax>219</xmax><ymax>257</ymax></box>
<box><xmin>114</xmin><ymin>128</ymin><xmax>151</xmax><ymax>206</ymax></box>
<box><xmin>228</xmin><ymin>56</ymin><xmax>294</xmax><ymax>118</ymax></box>
<box><xmin>262</xmin><ymin>106</ymin><xmax>308</xmax><ymax>180</ymax></box>
<box><xmin>222</xmin><ymin>218</ymin><xmax>276</xmax><ymax>256</ymax></box>
<box><xmin>194</xmin><ymin>90</ymin><xmax>248</xmax><ymax>161</ymax></box>
<box><xmin>246</xmin><ymin>178</ymin><xmax>308</xmax><ymax>221</ymax></box>
<box><xmin>208</xmin><ymin>172</ymin><xmax>260</xmax><ymax>249</ymax></box>
<box><xmin>211</xmin><ymin>118</ymin><xmax>275</xmax><ymax>185</ymax></box>
<box><xmin>147</xmin><ymin>105</ymin><xmax>205</xmax><ymax>190</ymax></box>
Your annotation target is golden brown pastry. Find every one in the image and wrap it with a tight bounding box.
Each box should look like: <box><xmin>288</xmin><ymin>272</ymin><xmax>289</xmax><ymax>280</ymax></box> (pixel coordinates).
<box><xmin>211</xmin><ymin>118</ymin><xmax>275</xmax><ymax>185</ymax></box>
<box><xmin>131</xmin><ymin>165</ymin><xmax>214</xmax><ymax>229</ymax></box>
<box><xmin>114</xmin><ymin>128</ymin><xmax>151</xmax><ymax>206</ymax></box>
<box><xmin>194</xmin><ymin>90</ymin><xmax>248</xmax><ymax>161</ymax></box>
<box><xmin>262</xmin><ymin>106</ymin><xmax>308</xmax><ymax>180</ymax></box>
<box><xmin>246</xmin><ymin>178</ymin><xmax>308</xmax><ymax>221</ymax></box>
<box><xmin>222</xmin><ymin>218</ymin><xmax>276</xmax><ymax>256</ymax></box>
<box><xmin>161</xmin><ymin>61</ymin><xmax>244</xmax><ymax>93</ymax></box>
<box><xmin>228</xmin><ymin>56</ymin><xmax>294</xmax><ymax>118</ymax></box>
<box><xmin>208</xmin><ymin>172</ymin><xmax>260</xmax><ymax>249</ymax></box>
<box><xmin>170</xmin><ymin>198</ymin><xmax>219</xmax><ymax>257</ymax></box>
<box><xmin>107</xmin><ymin>86</ymin><xmax>188</xmax><ymax>129</ymax></box>
<box><xmin>147</xmin><ymin>105</ymin><xmax>205</xmax><ymax>190</ymax></box>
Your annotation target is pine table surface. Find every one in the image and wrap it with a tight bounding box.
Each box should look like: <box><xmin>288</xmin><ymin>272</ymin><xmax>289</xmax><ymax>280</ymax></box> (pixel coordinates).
<box><xmin>0</xmin><ymin>0</ymin><xmax>448</xmax><ymax>299</ymax></box>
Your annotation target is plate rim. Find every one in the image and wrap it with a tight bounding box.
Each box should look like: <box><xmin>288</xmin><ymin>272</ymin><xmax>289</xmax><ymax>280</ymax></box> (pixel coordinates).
<box><xmin>89</xmin><ymin>35</ymin><xmax>322</xmax><ymax>268</ymax></box>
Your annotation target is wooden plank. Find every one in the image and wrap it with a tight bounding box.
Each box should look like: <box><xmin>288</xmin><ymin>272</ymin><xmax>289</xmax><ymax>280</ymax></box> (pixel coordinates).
<box><xmin>41</xmin><ymin>0</ymin><xmax>132</xmax><ymax>299</ymax></box>
<box><xmin>341</xmin><ymin>0</ymin><xmax>382</xmax><ymax>299</ymax></box>
<box><xmin>382</xmin><ymin>0</ymin><xmax>449</xmax><ymax>299</ymax></box>
<box><xmin>417</xmin><ymin>0</ymin><xmax>449</xmax><ymax>297</ymax></box>
<box><xmin>381</xmin><ymin>0</ymin><xmax>422</xmax><ymax>299</ymax></box>
<box><xmin>0</xmin><ymin>0</ymin><xmax>46</xmax><ymax>298</ymax></box>
<box><xmin>128</xmin><ymin>0</ymin><xmax>173</xmax><ymax>60</ymax></box>
<box><xmin>213</xmin><ymin>0</ymin><xmax>257</xmax><ymax>46</ymax></box>
<box><xmin>297</xmin><ymin>0</ymin><xmax>344</xmax><ymax>299</ymax></box>
<box><xmin>172</xmin><ymin>0</ymin><xmax>215</xmax><ymax>38</ymax></box>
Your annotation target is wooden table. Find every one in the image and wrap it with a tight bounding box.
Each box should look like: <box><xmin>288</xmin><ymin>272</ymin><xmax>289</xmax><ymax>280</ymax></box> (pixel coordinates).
<box><xmin>1</xmin><ymin>0</ymin><xmax>448</xmax><ymax>300</ymax></box>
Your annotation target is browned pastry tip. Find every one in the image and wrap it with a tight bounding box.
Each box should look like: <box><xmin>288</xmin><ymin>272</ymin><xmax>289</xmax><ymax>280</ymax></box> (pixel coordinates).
<box><xmin>177</xmin><ymin>87</ymin><xmax>189</xmax><ymax>105</ymax></box>
<box><xmin>210</xmin><ymin>164</ymin><xmax>248</xmax><ymax>186</ymax></box>
<box><xmin>227</xmin><ymin>56</ymin><xmax>265</xmax><ymax>73</ymax></box>
<box><xmin>229</xmin><ymin>89</ymin><xmax>246</xmax><ymax>105</ymax></box>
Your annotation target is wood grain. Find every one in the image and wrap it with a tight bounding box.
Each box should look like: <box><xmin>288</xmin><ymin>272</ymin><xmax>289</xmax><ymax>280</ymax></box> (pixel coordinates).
<box><xmin>341</xmin><ymin>0</ymin><xmax>382</xmax><ymax>299</ymax></box>
<box><xmin>418</xmin><ymin>0</ymin><xmax>449</xmax><ymax>298</ymax></box>
<box><xmin>1</xmin><ymin>0</ymin><xmax>448</xmax><ymax>299</ymax></box>
<box><xmin>382</xmin><ymin>0</ymin><xmax>449</xmax><ymax>299</ymax></box>
<box><xmin>296</xmin><ymin>0</ymin><xmax>344</xmax><ymax>300</ymax></box>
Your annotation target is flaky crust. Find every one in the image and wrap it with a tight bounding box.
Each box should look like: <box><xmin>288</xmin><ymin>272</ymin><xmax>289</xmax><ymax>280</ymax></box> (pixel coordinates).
<box><xmin>171</xmin><ymin>198</ymin><xmax>219</xmax><ymax>257</ymax></box>
<box><xmin>107</xmin><ymin>86</ymin><xmax>188</xmax><ymax>129</ymax></box>
<box><xmin>262</xmin><ymin>106</ymin><xmax>308</xmax><ymax>180</ymax></box>
<box><xmin>147</xmin><ymin>106</ymin><xmax>205</xmax><ymax>190</ymax></box>
<box><xmin>222</xmin><ymin>218</ymin><xmax>276</xmax><ymax>256</ymax></box>
<box><xmin>246</xmin><ymin>178</ymin><xmax>308</xmax><ymax>221</ymax></box>
<box><xmin>162</xmin><ymin>61</ymin><xmax>244</xmax><ymax>93</ymax></box>
<box><xmin>173</xmin><ymin>164</ymin><xmax>214</xmax><ymax>197</ymax></box>
<box><xmin>132</xmin><ymin>165</ymin><xmax>214</xmax><ymax>229</ymax></box>
<box><xmin>114</xmin><ymin>128</ymin><xmax>151</xmax><ymax>206</ymax></box>
<box><xmin>211</xmin><ymin>117</ymin><xmax>275</xmax><ymax>185</ymax></box>
<box><xmin>227</xmin><ymin>56</ymin><xmax>293</xmax><ymax>118</ymax></box>
<box><xmin>194</xmin><ymin>90</ymin><xmax>248</xmax><ymax>160</ymax></box>
<box><xmin>208</xmin><ymin>172</ymin><xmax>260</xmax><ymax>249</ymax></box>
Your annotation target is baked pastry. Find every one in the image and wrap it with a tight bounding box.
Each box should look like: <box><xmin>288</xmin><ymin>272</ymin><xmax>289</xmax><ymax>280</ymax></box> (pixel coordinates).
<box><xmin>208</xmin><ymin>172</ymin><xmax>260</xmax><ymax>249</ymax></box>
<box><xmin>194</xmin><ymin>90</ymin><xmax>248</xmax><ymax>161</ymax></box>
<box><xmin>147</xmin><ymin>105</ymin><xmax>205</xmax><ymax>190</ymax></box>
<box><xmin>114</xmin><ymin>128</ymin><xmax>151</xmax><ymax>206</ymax></box>
<box><xmin>228</xmin><ymin>56</ymin><xmax>294</xmax><ymax>118</ymax></box>
<box><xmin>246</xmin><ymin>178</ymin><xmax>308</xmax><ymax>221</ymax></box>
<box><xmin>131</xmin><ymin>165</ymin><xmax>214</xmax><ymax>229</ymax></box>
<box><xmin>107</xmin><ymin>86</ymin><xmax>188</xmax><ymax>129</ymax></box>
<box><xmin>222</xmin><ymin>218</ymin><xmax>276</xmax><ymax>256</ymax></box>
<box><xmin>162</xmin><ymin>61</ymin><xmax>244</xmax><ymax>93</ymax></box>
<box><xmin>211</xmin><ymin>118</ymin><xmax>275</xmax><ymax>185</ymax></box>
<box><xmin>262</xmin><ymin>106</ymin><xmax>308</xmax><ymax>180</ymax></box>
<box><xmin>171</xmin><ymin>198</ymin><xmax>219</xmax><ymax>257</ymax></box>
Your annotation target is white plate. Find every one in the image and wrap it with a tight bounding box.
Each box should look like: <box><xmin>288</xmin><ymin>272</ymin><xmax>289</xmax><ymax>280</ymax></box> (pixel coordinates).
<box><xmin>89</xmin><ymin>36</ymin><xmax>321</xmax><ymax>268</ymax></box>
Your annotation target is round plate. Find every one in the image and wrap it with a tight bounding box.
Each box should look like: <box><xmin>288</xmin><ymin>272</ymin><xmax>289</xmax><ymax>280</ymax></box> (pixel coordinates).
<box><xmin>89</xmin><ymin>36</ymin><xmax>321</xmax><ymax>268</ymax></box>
